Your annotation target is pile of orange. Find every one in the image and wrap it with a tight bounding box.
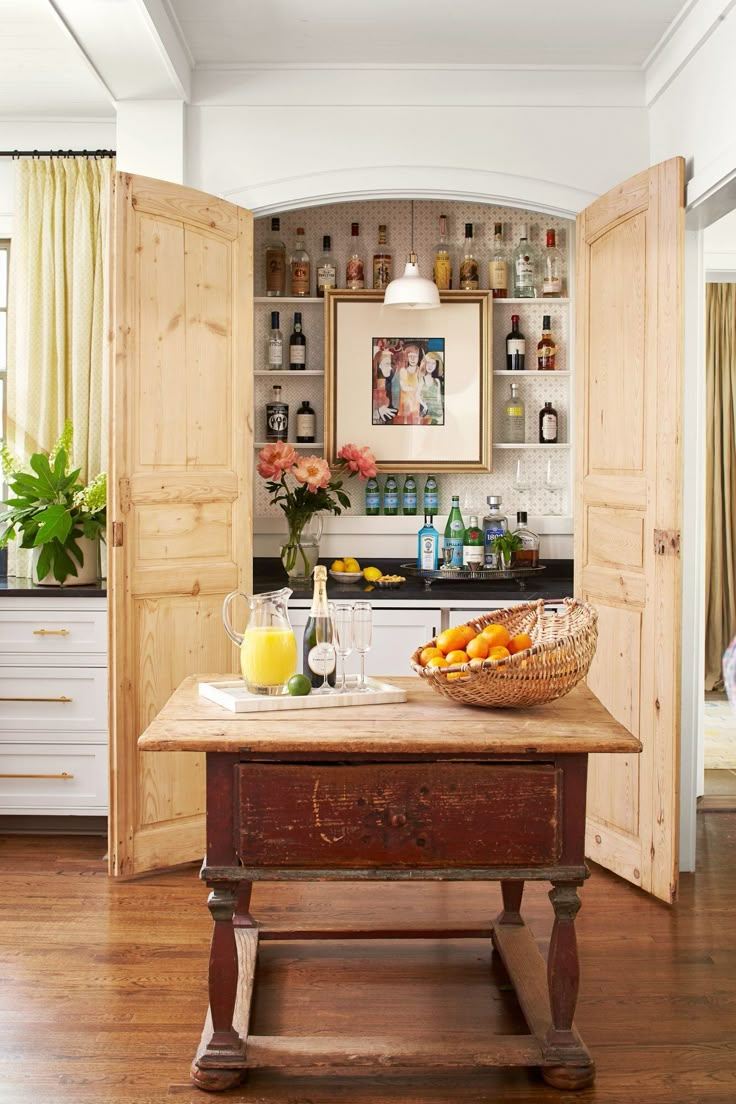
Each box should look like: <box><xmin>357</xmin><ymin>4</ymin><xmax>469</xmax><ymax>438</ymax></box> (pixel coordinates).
<box><xmin>418</xmin><ymin>622</ymin><xmax>533</xmax><ymax>681</ymax></box>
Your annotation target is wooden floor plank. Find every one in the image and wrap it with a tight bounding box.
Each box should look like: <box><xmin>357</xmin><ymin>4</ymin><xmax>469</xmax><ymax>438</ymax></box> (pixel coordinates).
<box><xmin>244</xmin><ymin>1033</ymin><xmax>542</xmax><ymax>1068</ymax></box>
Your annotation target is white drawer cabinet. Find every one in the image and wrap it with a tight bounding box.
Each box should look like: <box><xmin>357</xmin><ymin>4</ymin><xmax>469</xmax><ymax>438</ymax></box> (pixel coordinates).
<box><xmin>290</xmin><ymin>607</ymin><xmax>441</xmax><ymax>679</ymax></box>
<box><xmin>0</xmin><ymin>595</ymin><xmax>108</xmax><ymax>815</ymax></box>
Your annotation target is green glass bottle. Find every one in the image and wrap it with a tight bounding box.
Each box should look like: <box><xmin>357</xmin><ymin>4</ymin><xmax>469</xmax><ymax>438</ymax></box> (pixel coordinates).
<box><xmin>443</xmin><ymin>494</ymin><xmax>465</xmax><ymax>567</ymax></box>
<box><xmin>365</xmin><ymin>476</ymin><xmax>380</xmax><ymax>516</ymax></box>
<box><xmin>383</xmin><ymin>475</ymin><xmax>399</xmax><ymax>516</ymax></box>
<box><xmin>402</xmin><ymin>475</ymin><xmax>417</xmax><ymax>515</ymax></box>
<box><xmin>423</xmin><ymin>475</ymin><xmax>439</xmax><ymax>515</ymax></box>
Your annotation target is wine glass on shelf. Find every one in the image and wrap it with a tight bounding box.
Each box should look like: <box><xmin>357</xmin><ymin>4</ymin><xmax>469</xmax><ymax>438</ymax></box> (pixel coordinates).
<box><xmin>313</xmin><ymin>612</ymin><xmax>336</xmax><ymax>695</ymax></box>
<box><xmin>331</xmin><ymin>602</ymin><xmax>354</xmax><ymax>694</ymax></box>
<box><xmin>353</xmin><ymin>602</ymin><xmax>373</xmax><ymax>693</ymax></box>
<box><xmin>544</xmin><ymin>458</ymin><xmax>565</xmax><ymax>515</ymax></box>
<box><xmin>513</xmin><ymin>459</ymin><xmax>531</xmax><ymax>510</ymax></box>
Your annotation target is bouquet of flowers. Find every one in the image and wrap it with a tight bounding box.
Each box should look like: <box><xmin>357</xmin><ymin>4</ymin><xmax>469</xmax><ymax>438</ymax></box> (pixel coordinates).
<box><xmin>257</xmin><ymin>441</ymin><xmax>377</xmax><ymax>580</ymax></box>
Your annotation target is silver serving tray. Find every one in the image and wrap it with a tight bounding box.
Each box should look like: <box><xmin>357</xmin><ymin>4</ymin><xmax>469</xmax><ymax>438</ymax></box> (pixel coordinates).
<box><xmin>399</xmin><ymin>562</ymin><xmax>546</xmax><ymax>590</ymax></box>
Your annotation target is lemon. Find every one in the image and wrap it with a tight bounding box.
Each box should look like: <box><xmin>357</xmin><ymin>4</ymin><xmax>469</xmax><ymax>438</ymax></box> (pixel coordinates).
<box><xmin>363</xmin><ymin>566</ymin><xmax>382</xmax><ymax>582</ymax></box>
<box><xmin>330</xmin><ymin>559</ymin><xmax>345</xmax><ymax>573</ymax></box>
<box><xmin>344</xmin><ymin>559</ymin><xmax>360</xmax><ymax>573</ymax></box>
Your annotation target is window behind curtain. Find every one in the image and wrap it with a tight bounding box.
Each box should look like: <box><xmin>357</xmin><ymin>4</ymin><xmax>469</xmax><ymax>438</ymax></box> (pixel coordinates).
<box><xmin>0</xmin><ymin>241</ymin><xmax>8</xmax><ymax>575</ymax></box>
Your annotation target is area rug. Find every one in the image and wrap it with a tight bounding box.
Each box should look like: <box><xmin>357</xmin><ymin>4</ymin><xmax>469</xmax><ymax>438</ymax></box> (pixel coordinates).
<box><xmin>704</xmin><ymin>699</ymin><xmax>736</xmax><ymax>769</ymax></box>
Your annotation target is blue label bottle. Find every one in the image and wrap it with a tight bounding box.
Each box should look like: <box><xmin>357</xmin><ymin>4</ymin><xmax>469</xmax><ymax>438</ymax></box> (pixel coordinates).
<box><xmin>417</xmin><ymin>515</ymin><xmax>439</xmax><ymax>570</ymax></box>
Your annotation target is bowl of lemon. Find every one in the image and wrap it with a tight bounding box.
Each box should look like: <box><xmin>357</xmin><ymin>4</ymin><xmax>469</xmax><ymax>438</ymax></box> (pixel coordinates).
<box><xmin>330</xmin><ymin>560</ymin><xmax>383</xmax><ymax>584</ymax></box>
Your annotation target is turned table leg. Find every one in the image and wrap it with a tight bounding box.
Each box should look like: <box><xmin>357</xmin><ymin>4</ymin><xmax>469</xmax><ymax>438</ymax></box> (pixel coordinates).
<box><xmin>542</xmin><ymin>879</ymin><xmax>594</xmax><ymax>1091</ymax></box>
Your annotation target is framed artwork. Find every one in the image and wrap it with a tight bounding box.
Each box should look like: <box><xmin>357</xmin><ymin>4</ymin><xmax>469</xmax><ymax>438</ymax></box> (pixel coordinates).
<box><xmin>325</xmin><ymin>290</ymin><xmax>492</xmax><ymax>473</ymax></box>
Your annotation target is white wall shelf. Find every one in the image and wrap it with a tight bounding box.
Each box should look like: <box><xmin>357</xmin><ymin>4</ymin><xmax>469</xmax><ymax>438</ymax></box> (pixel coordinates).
<box><xmin>494</xmin><ymin>297</ymin><xmax>570</xmax><ymax>305</ymax></box>
<box><xmin>493</xmin><ymin>370</ymin><xmax>570</xmax><ymax>377</ymax></box>
<box><xmin>254</xmin><ymin>441</ymin><xmax>324</xmax><ymax>449</ymax></box>
<box><xmin>493</xmin><ymin>443</ymin><xmax>570</xmax><ymax>449</ymax></box>
<box><xmin>254</xmin><ymin>370</ymin><xmax>324</xmax><ymax>376</ymax></box>
<box><xmin>254</xmin><ymin>296</ymin><xmax>323</xmax><ymax>304</ymax></box>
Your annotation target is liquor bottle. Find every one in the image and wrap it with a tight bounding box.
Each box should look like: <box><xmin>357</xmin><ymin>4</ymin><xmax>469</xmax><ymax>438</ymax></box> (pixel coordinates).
<box><xmin>417</xmin><ymin>515</ymin><xmax>439</xmax><ymax>570</ymax></box>
<box><xmin>513</xmin><ymin>224</ymin><xmax>537</xmax><ymax>298</ymax></box>
<box><xmin>537</xmin><ymin>315</ymin><xmax>556</xmax><ymax>371</ymax></box>
<box><xmin>433</xmin><ymin>214</ymin><xmax>452</xmax><ymax>290</ymax></box>
<box><xmin>489</xmin><ymin>222</ymin><xmax>508</xmax><ymax>298</ymax></box>
<box><xmin>462</xmin><ymin>515</ymin><xmax>484</xmax><ymax>569</ymax></box>
<box><xmin>459</xmin><ymin>223</ymin><xmax>479</xmax><ymax>290</ymax></box>
<box><xmin>303</xmin><ymin>565</ymin><xmax>336</xmax><ymax>688</ymax></box>
<box><xmin>372</xmin><ymin>224</ymin><xmax>392</xmax><ymax>289</ymax></box>
<box><xmin>267</xmin><ymin>310</ymin><xmax>283</xmax><ymax>370</ymax></box>
<box><xmin>423</xmin><ymin>475</ymin><xmax>439</xmax><ymax>515</ymax></box>
<box><xmin>383</xmin><ymin>475</ymin><xmax>399</xmax><ymax>515</ymax></box>
<box><xmin>265</xmin><ymin>384</ymin><xmax>289</xmax><ymax>442</ymax></box>
<box><xmin>365</xmin><ymin>476</ymin><xmax>380</xmax><ymax>516</ymax></box>
<box><xmin>506</xmin><ymin>315</ymin><xmax>525</xmax><ymax>371</ymax></box>
<box><xmin>296</xmin><ymin>399</ymin><xmax>316</xmax><ymax>443</ymax></box>
<box><xmin>539</xmin><ymin>401</ymin><xmax>559</xmax><ymax>444</ymax></box>
<box><xmin>289</xmin><ymin>311</ymin><xmax>306</xmax><ymax>370</ymax></box>
<box><xmin>316</xmin><ymin>235</ymin><xmax>337</xmax><ymax>298</ymax></box>
<box><xmin>542</xmin><ymin>229</ymin><xmax>563</xmax><ymax>297</ymax></box>
<box><xmin>512</xmin><ymin>511</ymin><xmax>540</xmax><ymax>566</ymax></box>
<box><xmin>504</xmin><ymin>383</ymin><xmax>525</xmax><ymax>444</ymax></box>
<box><xmin>482</xmin><ymin>496</ymin><xmax>508</xmax><ymax>568</ymax></box>
<box><xmin>443</xmin><ymin>495</ymin><xmax>465</xmax><ymax>567</ymax></box>
<box><xmin>290</xmin><ymin>227</ymin><xmax>310</xmax><ymax>296</ymax></box>
<box><xmin>265</xmin><ymin>216</ymin><xmax>286</xmax><ymax>296</ymax></box>
<box><xmin>402</xmin><ymin>474</ymin><xmax>418</xmax><ymax>515</ymax></box>
<box><xmin>346</xmin><ymin>222</ymin><xmax>365</xmax><ymax>289</ymax></box>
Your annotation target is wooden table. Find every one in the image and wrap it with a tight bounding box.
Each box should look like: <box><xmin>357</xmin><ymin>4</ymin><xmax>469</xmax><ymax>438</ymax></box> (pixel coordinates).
<box><xmin>138</xmin><ymin>675</ymin><xmax>640</xmax><ymax>1092</ymax></box>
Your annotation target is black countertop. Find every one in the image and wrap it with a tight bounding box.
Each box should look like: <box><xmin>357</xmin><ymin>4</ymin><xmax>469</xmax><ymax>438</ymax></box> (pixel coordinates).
<box><xmin>0</xmin><ymin>576</ymin><xmax>107</xmax><ymax>598</ymax></box>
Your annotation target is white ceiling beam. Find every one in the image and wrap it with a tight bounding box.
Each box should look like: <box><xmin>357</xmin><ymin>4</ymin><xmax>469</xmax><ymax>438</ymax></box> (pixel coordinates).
<box><xmin>644</xmin><ymin>0</ymin><xmax>736</xmax><ymax>106</ymax></box>
<box><xmin>48</xmin><ymin>0</ymin><xmax>192</xmax><ymax>103</ymax></box>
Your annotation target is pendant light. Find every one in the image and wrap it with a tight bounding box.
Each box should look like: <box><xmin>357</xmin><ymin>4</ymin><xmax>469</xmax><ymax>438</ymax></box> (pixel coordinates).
<box><xmin>383</xmin><ymin>200</ymin><xmax>441</xmax><ymax>310</ymax></box>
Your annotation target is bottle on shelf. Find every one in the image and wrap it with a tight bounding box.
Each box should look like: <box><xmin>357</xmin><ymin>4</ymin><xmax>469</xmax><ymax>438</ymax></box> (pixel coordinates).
<box><xmin>443</xmin><ymin>495</ymin><xmax>465</xmax><ymax>567</ymax></box>
<box><xmin>418</xmin><ymin>515</ymin><xmax>439</xmax><ymax>570</ymax></box>
<box><xmin>296</xmin><ymin>399</ymin><xmax>316</xmax><ymax>443</ymax></box>
<box><xmin>506</xmin><ymin>314</ymin><xmax>526</xmax><ymax>371</ymax></box>
<box><xmin>489</xmin><ymin>222</ymin><xmax>508</xmax><ymax>298</ymax></box>
<box><xmin>433</xmin><ymin>214</ymin><xmax>452</xmax><ymax>290</ymax></box>
<box><xmin>504</xmin><ymin>383</ymin><xmax>526</xmax><ymax>444</ymax></box>
<box><xmin>512</xmin><ymin>511</ymin><xmax>540</xmax><ymax>566</ymax></box>
<box><xmin>462</xmin><ymin>514</ymin><xmax>484</xmax><ymax>569</ymax></box>
<box><xmin>365</xmin><ymin>475</ymin><xmax>381</xmax><ymax>516</ymax></box>
<box><xmin>513</xmin><ymin>224</ymin><xmax>537</xmax><ymax>298</ymax></box>
<box><xmin>316</xmin><ymin>234</ymin><xmax>337</xmax><ymax>298</ymax></box>
<box><xmin>423</xmin><ymin>474</ymin><xmax>439</xmax><ymax>515</ymax></box>
<box><xmin>372</xmin><ymin>224</ymin><xmax>392</xmax><ymax>290</ymax></box>
<box><xmin>482</xmin><ymin>496</ymin><xmax>508</xmax><ymax>568</ymax></box>
<box><xmin>382</xmin><ymin>475</ymin><xmax>399</xmax><ymax>515</ymax></box>
<box><xmin>459</xmin><ymin>223</ymin><xmax>480</xmax><ymax>290</ymax></box>
<box><xmin>290</xmin><ymin>227</ymin><xmax>310</xmax><ymax>296</ymax></box>
<box><xmin>264</xmin><ymin>216</ymin><xmax>286</xmax><ymax>297</ymax></box>
<box><xmin>346</xmin><ymin>222</ymin><xmax>365</xmax><ymax>290</ymax></box>
<box><xmin>289</xmin><ymin>311</ymin><xmax>306</xmax><ymax>370</ymax></box>
<box><xmin>402</xmin><ymin>474</ymin><xmax>417</xmax><ymax>515</ymax></box>
<box><xmin>537</xmin><ymin>315</ymin><xmax>556</xmax><ymax>371</ymax></box>
<box><xmin>542</xmin><ymin>229</ymin><xmax>563</xmax><ymax>297</ymax></box>
<box><xmin>265</xmin><ymin>384</ymin><xmax>289</xmax><ymax>442</ymax></box>
<box><xmin>539</xmin><ymin>401</ymin><xmax>559</xmax><ymax>444</ymax></box>
<box><xmin>267</xmin><ymin>310</ymin><xmax>283</xmax><ymax>370</ymax></box>
<box><xmin>303</xmin><ymin>565</ymin><xmax>336</xmax><ymax>688</ymax></box>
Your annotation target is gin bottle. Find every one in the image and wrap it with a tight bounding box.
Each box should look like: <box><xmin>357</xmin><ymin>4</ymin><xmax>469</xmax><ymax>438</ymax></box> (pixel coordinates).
<box><xmin>513</xmin><ymin>224</ymin><xmax>537</xmax><ymax>298</ymax></box>
<box><xmin>418</xmin><ymin>516</ymin><xmax>439</xmax><ymax>570</ymax></box>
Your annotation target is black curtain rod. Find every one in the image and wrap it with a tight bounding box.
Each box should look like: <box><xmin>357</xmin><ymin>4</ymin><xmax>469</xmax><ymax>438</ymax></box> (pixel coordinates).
<box><xmin>0</xmin><ymin>149</ymin><xmax>115</xmax><ymax>159</ymax></box>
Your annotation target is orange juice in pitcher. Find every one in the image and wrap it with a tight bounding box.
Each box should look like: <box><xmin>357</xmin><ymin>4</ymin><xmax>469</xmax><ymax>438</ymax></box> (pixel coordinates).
<box><xmin>222</xmin><ymin>587</ymin><xmax>297</xmax><ymax>695</ymax></box>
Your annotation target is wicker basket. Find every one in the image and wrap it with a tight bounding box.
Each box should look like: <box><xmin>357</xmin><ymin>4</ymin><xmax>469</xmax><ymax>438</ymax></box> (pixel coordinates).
<box><xmin>410</xmin><ymin>598</ymin><xmax>598</xmax><ymax>708</ymax></box>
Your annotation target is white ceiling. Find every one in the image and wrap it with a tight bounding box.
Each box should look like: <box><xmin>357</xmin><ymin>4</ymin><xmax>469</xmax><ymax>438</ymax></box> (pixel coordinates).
<box><xmin>169</xmin><ymin>0</ymin><xmax>688</xmax><ymax>68</ymax></box>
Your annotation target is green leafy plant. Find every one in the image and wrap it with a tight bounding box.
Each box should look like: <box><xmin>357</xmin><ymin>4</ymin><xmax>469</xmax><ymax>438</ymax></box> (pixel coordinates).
<box><xmin>0</xmin><ymin>421</ymin><xmax>107</xmax><ymax>584</ymax></box>
<box><xmin>491</xmin><ymin>531</ymin><xmax>523</xmax><ymax>567</ymax></box>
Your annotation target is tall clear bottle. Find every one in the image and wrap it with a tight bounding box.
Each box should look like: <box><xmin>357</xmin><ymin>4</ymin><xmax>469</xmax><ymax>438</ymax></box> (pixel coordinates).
<box><xmin>482</xmin><ymin>496</ymin><xmax>508</xmax><ymax>568</ymax></box>
<box><xmin>504</xmin><ymin>382</ymin><xmax>525</xmax><ymax>443</ymax></box>
<box><xmin>264</xmin><ymin>216</ymin><xmax>286</xmax><ymax>296</ymax></box>
<box><xmin>346</xmin><ymin>222</ymin><xmax>365</xmax><ymax>289</ymax></box>
<box><xmin>459</xmin><ymin>223</ymin><xmax>480</xmax><ymax>290</ymax></box>
<box><xmin>433</xmin><ymin>214</ymin><xmax>452</xmax><ymax>290</ymax></box>
<box><xmin>443</xmin><ymin>495</ymin><xmax>465</xmax><ymax>567</ymax></box>
<box><xmin>513</xmin><ymin>224</ymin><xmax>537</xmax><ymax>298</ymax></box>
<box><xmin>316</xmin><ymin>235</ymin><xmax>337</xmax><ymax>298</ymax></box>
<box><xmin>489</xmin><ymin>222</ymin><xmax>508</xmax><ymax>298</ymax></box>
<box><xmin>372</xmin><ymin>224</ymin><xmax>392</xmax><ymax>289</ymax></box>
<box><xmin>290</xmin><ymin>227</ymin><xmax>310</xmax><ymax>296</ymax></box>
<box><xmin>542</xmin><ymin>229</ymin><xmax>563</xmax><ymax>297</ymax></box>
<box><xmin>302</xmin><ymin>565</ymin><xmax>336</xmax><ymax>688</ymax></box>
<box><xmin>267</xmin><ymin>310</ymin><xmax>283</xmax><ymax>370</ymax></box>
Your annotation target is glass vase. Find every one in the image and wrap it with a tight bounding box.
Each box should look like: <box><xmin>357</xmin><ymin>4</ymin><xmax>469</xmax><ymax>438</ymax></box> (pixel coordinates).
<box><xmin>280</xmin><ymin>514</ymin><xmax>323</xmax><ymax>587</ymax></box>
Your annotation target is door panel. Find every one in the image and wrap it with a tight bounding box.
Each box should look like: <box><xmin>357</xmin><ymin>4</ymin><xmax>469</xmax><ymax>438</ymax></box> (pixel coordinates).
<box><xmin>109</xmin><ymin>173</ymin><xmax>252</xmax><ymax>876</ymax></box>
<box><xmin>576</xmin><ymin>157</ymin><xmax>684</xmax><ymax>903</ymax></box>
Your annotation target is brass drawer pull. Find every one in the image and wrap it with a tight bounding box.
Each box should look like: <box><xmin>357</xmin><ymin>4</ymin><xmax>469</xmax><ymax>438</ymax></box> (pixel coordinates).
<box><xmin>0</xmin><ymin>771</ymin><xmax>74</xmax><ymax>780</ymax></box>
<box><xmin>0</xmin><ymin>695</ymin><xmax>73</xmax><ymax>703</ymax></box>
<box><xmin>32</xmin><ymin>628</ymin><xmax>70</xmax><ymax>636</ymax></box>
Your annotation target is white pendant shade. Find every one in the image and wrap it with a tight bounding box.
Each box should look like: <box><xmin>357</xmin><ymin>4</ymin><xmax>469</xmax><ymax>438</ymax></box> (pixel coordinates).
<box><xmin>384</xmin><ymin>256</ymin><xmax>441</xmax><ymax>309</ymax></box>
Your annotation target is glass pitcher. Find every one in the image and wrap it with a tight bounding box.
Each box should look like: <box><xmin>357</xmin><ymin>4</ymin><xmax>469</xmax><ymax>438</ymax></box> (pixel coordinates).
<box><xmin>222</xmin><ymin>587</ymin><xmax>297</xmax><ymax>696</ymax></box>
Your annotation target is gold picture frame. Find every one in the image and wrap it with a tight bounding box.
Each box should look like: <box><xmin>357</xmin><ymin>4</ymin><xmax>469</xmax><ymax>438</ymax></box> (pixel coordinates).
<box><xmin>324</xmin><ymin>289</ymin><xmax>492</xmax><ymax>473</ymax></box>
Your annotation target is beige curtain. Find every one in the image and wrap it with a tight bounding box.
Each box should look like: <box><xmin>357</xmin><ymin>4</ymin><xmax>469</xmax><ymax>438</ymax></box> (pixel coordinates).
<box><xmin>7</xmin><ymin>156</ymin><xmax>111</xmax><ymax>577</ymax></box>
<box><xmin>705</xmin><ymin>283</ymin><xmax>736</xmax><ymax>690</ymax></box>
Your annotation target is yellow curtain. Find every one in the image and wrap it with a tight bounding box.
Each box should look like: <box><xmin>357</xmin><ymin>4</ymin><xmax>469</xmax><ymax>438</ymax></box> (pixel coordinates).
<box><xmin>7</xmin><ymin>157</ymin><xmax>111</xmax><ymax>577</ymax></box>
<box><xmin>705</xmin><ymin>283</ymin><xmax>736</xmax><ymax>690</ymax></box>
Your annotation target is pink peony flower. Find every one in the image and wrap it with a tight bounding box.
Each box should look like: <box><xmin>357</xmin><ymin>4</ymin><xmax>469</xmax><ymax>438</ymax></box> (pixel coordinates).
<box><xmin>293</xmin><ymin>455</ymin><xmax>332</xmax><ymax>492</ymax></box>
<box><xmin>257</xmin><ymin>440</ymin><xmax>298</xmax><ymax>480</ymax></box>
<box><xmin>337</xmin><ymin>443</ymin><xmax>377</xmax><ymax>481</ymax></box>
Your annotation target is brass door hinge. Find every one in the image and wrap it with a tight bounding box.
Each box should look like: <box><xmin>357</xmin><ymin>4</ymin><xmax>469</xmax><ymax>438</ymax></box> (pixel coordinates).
<box><xmin>654</xmin><ymin>529</ymin><xmax>680</xmax><ymax>557</ymax></box>
<box><xmin>112</xmin><ymin>521</ymin><xmax>124</xmax><ymax>547</ymax></box>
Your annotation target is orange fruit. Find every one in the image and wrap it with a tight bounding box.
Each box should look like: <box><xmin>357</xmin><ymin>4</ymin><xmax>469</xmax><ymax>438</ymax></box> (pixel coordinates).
<box><xmin>488</xmin><ymin>645</ymin><xmax>511</xmax><ymax>662</ymax></box>
<box><xmin>445</xmin><ymin>649</ymin><xmax>469</xmax><ymax>666</ymax></box>
<box><xmin>508</xmin><ymin>632</ymin><xmax>533</xmax><ymax>655</ymax></box>
<box><xmin>453</xmin><ymin>624</ymin><xmax>476</xmax><ymax>647</ymax></box>
<box><xmin>435</xmin><ymin>627</ymin><xmax>468</xmax><ymax>655</ymax></box>
<box><xmin>468</xmin><ymin>657</ymin><xmax>486</xmax><ymax>670</ymax></box>
<box><xmin>447</xmin><ymin>670</ymin><xmax>471</xmax><ymax>680</ymax></box>
<box><xmin>481</xmin><ymin>624</ymin><xmax>511</xmax><ymax>648</ymax></box>
<box><xmin>426</xmin><ymin>655</ymin><xmax>450</xmax><ymax>669</ymax></box>
<box><xmin>466</xmin><ymin>635</ymin><xmax>490</xmax><ymax>660</ymax></box>
<box><xmin>419</xmin><ymin>646</ymin><xmax>444</xmax><ymax>667</ymax></box>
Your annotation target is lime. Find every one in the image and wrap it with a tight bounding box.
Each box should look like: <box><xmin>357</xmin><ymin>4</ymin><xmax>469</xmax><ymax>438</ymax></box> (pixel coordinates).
<box><xmin>287</xmin><ymin>674</ymin><xmax>312</xmax><ymax>697</ymax></box>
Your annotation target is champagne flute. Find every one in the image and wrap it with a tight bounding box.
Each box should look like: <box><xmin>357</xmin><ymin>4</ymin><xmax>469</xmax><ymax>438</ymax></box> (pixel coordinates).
<box><xmin>313</xmin><ymin>613</ymin><xmax>336</xmax><ymax>695</ymax></box>
<box><xmin>353</xmin><ymin>602</ymin><xmax>373</xmax><ymax>692</ymax></box>
<box><xmin>544</xmin><ymin>458</ymin><xmax>565</xmax><ymax>515</ymax></box>
<box><xmin>514</xmin><ymin>458</ymin><xmax>531</xmax><ymax>509</ymax></box>
<box><xmin>331</xmin><ymin>602</ymin><xmax>354</xmax><ymax>693</ymax></box>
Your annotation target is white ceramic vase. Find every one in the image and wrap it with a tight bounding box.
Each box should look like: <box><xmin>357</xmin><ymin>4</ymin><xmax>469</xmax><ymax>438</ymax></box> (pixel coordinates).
<box><xmin>32</xmin><ymin>536</ymin><xmax>100</xmax><ymax>587</ymax></box>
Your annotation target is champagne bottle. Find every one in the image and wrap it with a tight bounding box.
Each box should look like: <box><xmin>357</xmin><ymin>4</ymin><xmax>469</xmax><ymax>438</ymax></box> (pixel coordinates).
<box><xmin>302</xmin><ymin>565</ymin><xmax>336</xmax><ymax>688</ymax></box>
